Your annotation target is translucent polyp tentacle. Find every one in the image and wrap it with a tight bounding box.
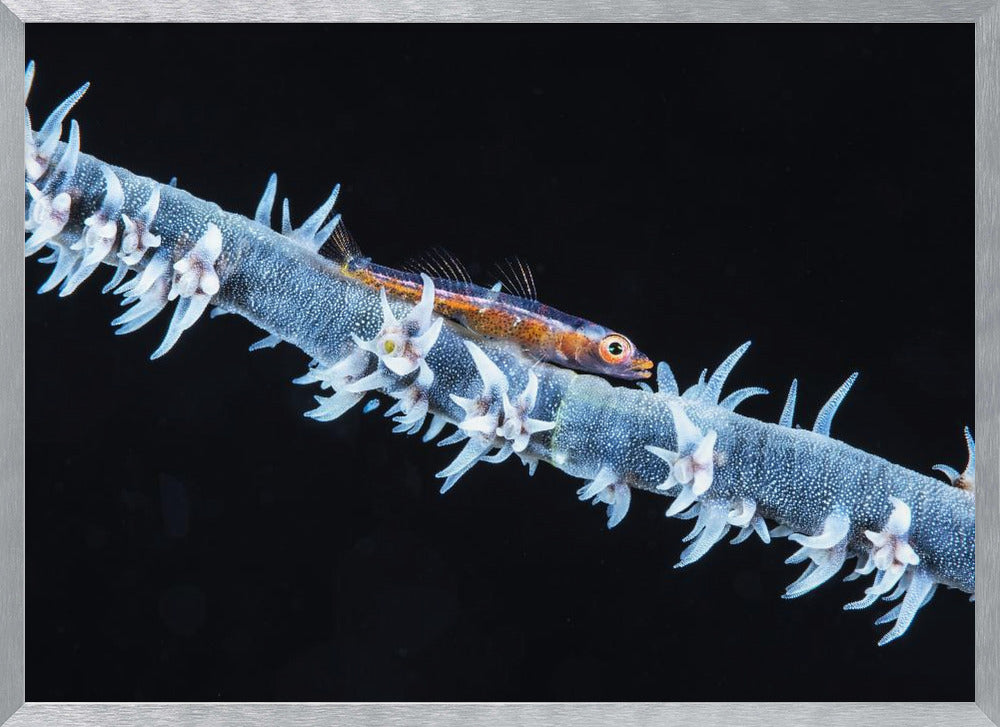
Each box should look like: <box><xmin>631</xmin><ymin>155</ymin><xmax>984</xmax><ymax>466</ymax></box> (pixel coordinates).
<box><xmin>437</xmin><ymin>376</ymin><xmax>502</xmax><ymax>491</ymax></box>
<box><xmin>102</xmin><ymin>263</ymin><xmax>130</xmax><ymax>295</ymax></box>
<box><xmin>463</xmin><ymin>341</ymin><xmax>509</xmax><ymax>397</ymax></box>
<box><xmin>150</xmin><ymin>223</ymin><xmax>224</xmax><ymax>359</ymax></box>
<box><xmin>24</xmin><ymin>60</ymin><xmax>35</xmax><ymax>104</ymax></box>
<box><xmin>843</xmin><ymin>552</ymin><xmax>876</xmax><ymax>582</ymax></box>
<box><xmin>437</xmin><ymin>436</ymin><xmax>495</xmax><ymax>494</ymax></box>
<box><xmin>281</xmin><ymin>198</ymin><xmax>292</xmax><ymax>235</ymax></box>
<box><xmin>294</xmin><ymin>185</ymin><xmax>340</xmax><ymax>250</ymax></box>
<box><xmin>726</xmin><ymin>498</ymin><xmax>755</xmax><ymax>529</ymax></box>
<box><xmin>319</xmin><ymin>348</ymin><xmax>376</xmax><ymax>392</ymax></box>
<box><xmin>577</xmin><ymin>467</ymin><xmax>631</xmax><ymax>529</ymax></box>
<box><xmin>254</xmin><ymin>173</ymin><xmax>278</xmax><ymax>226</ymax></box>
<box><xmin>25</xmin><ymin>109</ymin><xmax>40</xmax><ymax>182</ymax></box>
<box><xmin>720</xmin><ymin>386</ymin><xmax>768</xmax><ymax>412</ymax></box>
<box><xmin>778</xmin><ymin>378</ymin><xmax>798</xmax><ymax>427</ymax></box>
<box><xmin>422</xmin><ymin>415</ymin><xmax>449</xmax><ymax>443</ymax></box>
<box><xmin>116</xmin><ymin>249</ymin><xmax>170</xmax><ymax>299</ymax></box>
<box><xmin>307</xmin><ymin>391</ymin><xmax>365</xmax><ymax>422</ymax></box>
<box><xmin>727</xmin><ymin>498</ymin><xmax>771</xmax><ymax>545</ymax></box>
<box><xmin>933</xmin><ymin>426</ymin><xmax>975</xmax><ymax>491</ymax></box>
<box><xmin>37</xmin><ymin>245</ymin><xmax>80</xmax><ymax>295</ymax></box>
<box><xmin>788</xmin><ymin>512</ymin><xmax>850</xmax><ymax>550</ymax></box>
<box><xmin>249</xmin><ymin>333</ymin><xmax>283</xmax><ymax>352</ymax></box>
<box><xmin>344</xmin><ymin>368</ymin><xmax>395</xmax><ymax>394</ymax></box>
<box><xmin>876</xmin><ymin>570</ymin><xmax>937</xmax><ymax>646</ymax></box>
<box><xmin>302</xmin><ymin>348</ymin><xmax>375</xmax><ymax>422</ymax></box>
<box><xmin>682</xmin><ymin>369</ymin><xmax>707</xmax><ymax>399</ymax></box>
<box><xmin>675</xmin><ymin>499</ymin><xmax>731</xmax><ymax>567</ymax></box>
<box><xmin>655</xmin><ymin>361</ymin><xmax>679</xmax><ymax>396</ymax></box>
<box><xmin>730</xmin><ymin>513</ymin><xmax>771</xmax><ymax>545</ymax></box>
<box><xmin>112</xmin><ymin>276</ymin><xmax>169</xmax><ymax>335</ymax></box>
<box><xmin>700</xmin><ymin>341</ymin><xmax>751</xmax><ymax>404</ymax></box>
<box><xmin>480</xmin><ymin>443</ymin><xmax>513</xmax><ymax>464</ymax></box>
<box><xmin>34</xmin><ymin>81</ymin><xmax>90</xmax><ymax>168</ymax></box>
<box><xmin>272</xmin><ymin>181</ymin><xmax>342</xmax><ymax>251</ymax></box>
<box><xmin>26</xmin><ymin>77</ymin><xmax>89</xmax><ymax>182</ymax></box>
<box><xmin>437</xmin><ymin>427</ymin><xmax>469</xmax><ymax>448</ymax></box>
<box><xmin>782</xmin><ymin>511</ymin><xmax>851</xmax><ymax>598</ymax></box>
<box><xmin>962</xmin><ymin>426</ymin><xmax>976</xmax><ymax>482</ymax></box>
<box><xmin>812</xmin><ymin>372</ymin><xmax>858</xmax><ymax>436</ymax></box>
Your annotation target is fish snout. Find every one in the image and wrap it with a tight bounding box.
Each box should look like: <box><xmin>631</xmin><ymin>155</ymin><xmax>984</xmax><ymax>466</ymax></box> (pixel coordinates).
<box><xmin>630</xmin><ymin>354</ymin><xmax>654</xmax><ymax>380</ymax></box>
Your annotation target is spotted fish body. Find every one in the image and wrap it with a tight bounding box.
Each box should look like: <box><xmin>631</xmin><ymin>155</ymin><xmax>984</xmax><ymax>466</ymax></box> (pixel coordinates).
<box><xmin>339</xmin><ymin>256</ymin><xmax>655</xmax><ymax>381</ymax></box>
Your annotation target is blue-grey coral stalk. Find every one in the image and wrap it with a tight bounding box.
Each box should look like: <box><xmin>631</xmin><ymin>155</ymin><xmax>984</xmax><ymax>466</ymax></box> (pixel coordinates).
<box><xmin>23</xmin><ymin>64</ymin><xmax>975</xmax><ymax>646</ymax></box>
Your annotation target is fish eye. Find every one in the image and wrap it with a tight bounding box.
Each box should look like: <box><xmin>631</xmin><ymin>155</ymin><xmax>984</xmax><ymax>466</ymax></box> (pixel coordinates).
<box><xmin>599</xmin><ymin>334</ymin><xmax>631</xmax><ymax>364</ymax></box>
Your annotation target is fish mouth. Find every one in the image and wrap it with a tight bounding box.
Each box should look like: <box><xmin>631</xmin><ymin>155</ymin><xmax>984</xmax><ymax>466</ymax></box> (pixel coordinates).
<box><xmin>630</xmin><ymin>357</ymin><xmax>654</xmax><ymax>379</ymax></box>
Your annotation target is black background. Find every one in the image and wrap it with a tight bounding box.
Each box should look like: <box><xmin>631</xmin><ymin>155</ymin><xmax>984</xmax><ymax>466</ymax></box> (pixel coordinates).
<box><xmin>26</xmin><ymin>25</ymin><xmax>973</xmax><ymax>700</ymax></box>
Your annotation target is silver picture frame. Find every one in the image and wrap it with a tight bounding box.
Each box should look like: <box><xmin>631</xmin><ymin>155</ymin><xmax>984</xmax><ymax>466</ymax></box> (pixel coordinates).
<box><xmin>2</xmin><ymin>4</ymin><xmax>997</xmax><ymax>725</ymax></box>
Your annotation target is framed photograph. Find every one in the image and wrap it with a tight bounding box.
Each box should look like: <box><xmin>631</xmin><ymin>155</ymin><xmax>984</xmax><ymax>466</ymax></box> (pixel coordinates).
<box><xmin>3</xmin><ymin>11</ymin><xmax>997</xmax><ymax>727</ymax></box>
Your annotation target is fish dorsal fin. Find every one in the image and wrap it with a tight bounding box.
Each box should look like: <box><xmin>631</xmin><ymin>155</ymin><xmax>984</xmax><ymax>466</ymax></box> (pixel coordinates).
<box><xmin>402</xmin><ymin>247</ymin><xmax>472</xmax><ymax>284</ymax></box>
<box><xmin>319</xmin><ymin>217</ymin><xmax>363</xmax><ymax>262</ymax></box>
<box><xmin>493</xmin><ymin>256</ymin><xmax>537</xmax><ymax>300</ymax></box>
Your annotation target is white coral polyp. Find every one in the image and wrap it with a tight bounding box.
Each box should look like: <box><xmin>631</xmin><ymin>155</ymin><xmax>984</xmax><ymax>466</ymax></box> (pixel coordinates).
<box><xmin>74</xmin><ymin>215</ymin><xmax>117</xmax><ymax>266</ymax></box>
<box><xmin>645</xmin><ymin>400</ymin><xmax>718</xmax><ymax>517</ymax></box>
<box><xmin>353</xmin><ymin>273</ymin><xmax>443</xmax><ymax>382</ymax></box>
<box><xmin>120</xmin><ymin>214</ymin><xmax>161</xmax><ymax>266</ymax></box>
<box><xmin>311</xmin><ymin>347</ymin><xmax>375</xmax><ymax>392</ymax></box>
<box><xmin>24</xmin><ymin>184</ymin><xmax>71</xmax><ymax>256</ymax></box>
<box><xmin>119</xmin><ymin>188</ymin><xmax>162</xmax><ymax>266</ymax></box>
<box><xmin>844</xmin><ymin>497</ymin><xmax>921</xmax><ymax>611</ymax></box>
<box><xmin>169</xmin><ymin>224</ymin><xmax>223</xmax><ymax>300</ymax></box>
<box><xmin>497</xmin><ymin>371</ymin><xmax>555</xmax><ymax>453</ymax></box>
<box><xmin>453</xmin><ymin>344</ymin><xmax>555</xmax><ymax>454</ymax></box>
<box><xmin>659</xmin><ymin>400</ymin><xmax>717</xmax><ymax>495</ymax></box>
<box><xmin>438</xmin><ymin>342</ymin><xmax>555</xmax><ymax>494</ymax></box>
<box><xmin>866</xmin><ymin>497</ymin><xmax>921</xmax><ymax>574</ymax></box>
<box><xmin>782</xmin><ymin>511</ymin><xmax>851</xmax><ymax>599</ymax></box>
<box><xmin>71</xmin><ymin>166</ymin><xmax>124</xmax><ymax>266</ymax></box>
<box><xmin>301</xmin><ymin>349</ymin><xmax>375</xmax><ymax>423</ymax></box>
<box><xmin>577</xmin><ymin>467</ymin><xmax>631</xmax><ymax>529</ymax></box>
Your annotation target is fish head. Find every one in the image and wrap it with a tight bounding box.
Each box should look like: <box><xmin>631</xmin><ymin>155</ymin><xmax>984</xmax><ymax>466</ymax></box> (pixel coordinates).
<box><xmin>574</xmin><ymin>325</ymin><xmax>653</xmax><ymax>381</ymax></box>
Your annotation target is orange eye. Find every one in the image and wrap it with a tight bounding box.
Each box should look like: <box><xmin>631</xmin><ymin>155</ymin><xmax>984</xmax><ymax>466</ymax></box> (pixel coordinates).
<box><xmin>599</xmin><ymin>334</ymin><xmax>632</xmax><ymax>364</ymax></box>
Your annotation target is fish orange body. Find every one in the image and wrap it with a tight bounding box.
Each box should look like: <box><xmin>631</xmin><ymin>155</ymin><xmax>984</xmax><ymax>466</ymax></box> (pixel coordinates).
<box><xmin>339</xmin><ymin>256</ymin><xmax>653</xmax><ymax>381</ymax></box>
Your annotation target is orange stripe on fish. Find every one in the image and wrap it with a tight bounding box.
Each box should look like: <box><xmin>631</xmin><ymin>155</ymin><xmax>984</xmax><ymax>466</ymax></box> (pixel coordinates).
<box><xmin>327</xmin><ymin>223</ymin><xmax>653</xmax><ymax>381</ymax></box>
